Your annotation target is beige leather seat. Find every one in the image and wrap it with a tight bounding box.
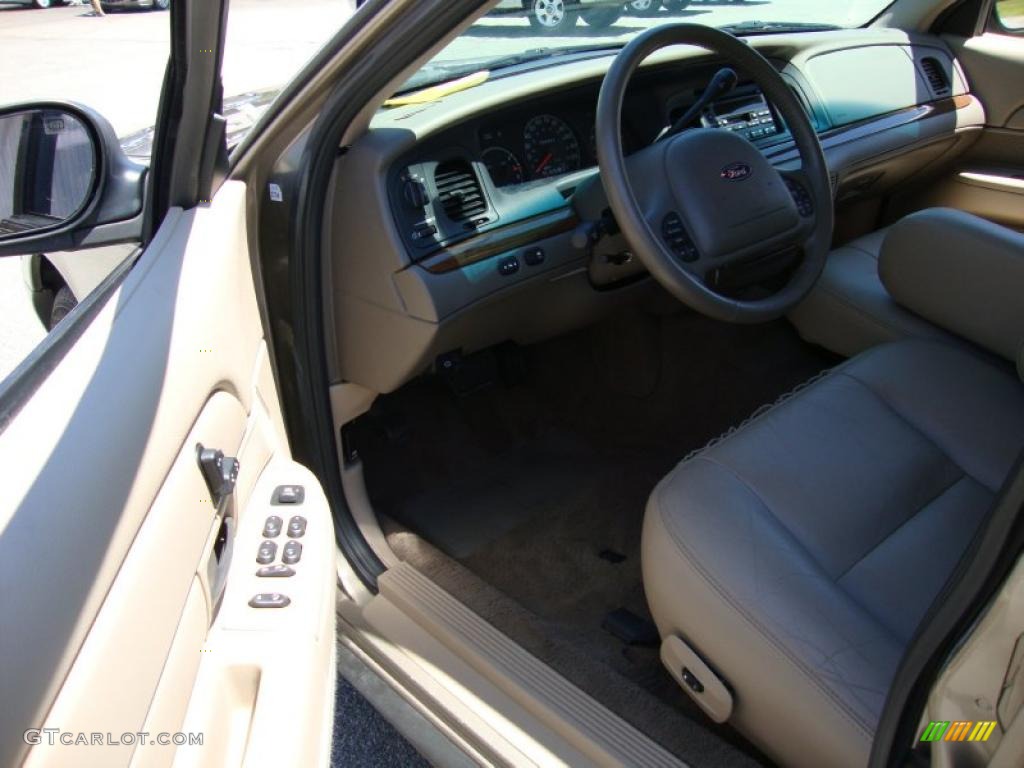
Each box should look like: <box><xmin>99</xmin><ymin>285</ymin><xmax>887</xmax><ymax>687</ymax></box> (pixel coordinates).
<box><xmin>643</xmin><ymin>340</ymin><xmax>1024</xmax><ymax>768</ymax></box>
<box><xmin>788</xmin><ymin>225</ymin><xmax>956</xmax><ymax>358</ymax></box>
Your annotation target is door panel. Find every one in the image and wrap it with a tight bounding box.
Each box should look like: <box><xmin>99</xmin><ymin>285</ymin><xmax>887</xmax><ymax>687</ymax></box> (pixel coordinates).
<box><xmin>916</xmin><ymin>31</ymin><xmax>1024</xmax><ymax>229</ymax></box>
<box><xmin>3</xmin><ymin>181</ymin><xmax>336</xmax><ymax>767</ymax></box>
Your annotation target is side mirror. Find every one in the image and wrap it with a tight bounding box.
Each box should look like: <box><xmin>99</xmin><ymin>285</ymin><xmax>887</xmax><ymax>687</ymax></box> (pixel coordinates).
<box><xmin>0</xmin><ymin>102</ymin><xmax>146</xmax><ymax>258</ymax></box>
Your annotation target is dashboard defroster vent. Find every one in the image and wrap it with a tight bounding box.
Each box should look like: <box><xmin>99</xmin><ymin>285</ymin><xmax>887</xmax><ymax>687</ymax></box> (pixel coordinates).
<box><xmin>435</xmin><ymin>159</ymin><xmax>487</xmax><ymax>223</ymax></box>
<box><xmin>920</xmin><ymin>58</ymin><xmax>951</xmax><ymax>98</ymax></box>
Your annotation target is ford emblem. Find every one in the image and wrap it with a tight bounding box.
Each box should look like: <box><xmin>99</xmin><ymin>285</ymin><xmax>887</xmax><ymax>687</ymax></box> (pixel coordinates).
<box><xmin>721</xmin><ymin>162</ymin><xmax>752</xmax><ymax>182</ymax></box>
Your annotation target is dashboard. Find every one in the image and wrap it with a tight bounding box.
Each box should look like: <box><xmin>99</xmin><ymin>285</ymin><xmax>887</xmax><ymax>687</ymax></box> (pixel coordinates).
<box><xmin>389</xmin><ymin>70</ymin><xmax>790</xmax><ymax>260</ymax></box>
<box><xmin>328</xmin><ymin>30</ymin><xmax>981</xmax><ymax>394</ymax></box>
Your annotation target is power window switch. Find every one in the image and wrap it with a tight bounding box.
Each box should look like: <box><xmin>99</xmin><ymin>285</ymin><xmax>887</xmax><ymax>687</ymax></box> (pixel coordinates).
<box><xmin>287</xmin><ymin>515</ymin><xmax>307</xmax><ymax>538</ymax></box>
<box><xmin>248</xmin><ymin>592</ymin><xmax>291</xmax><ymax>609</ymax></box>
<box><xmin>282</xmin><ymin>540</ymin><xmax>303</xmax><ymax>565</ymax></box>
<box><xmin>256</xmin><ymin>564</ymin><xmax>295</xmax><ymax>578</ymax></box>
<box><xmin>256</xmin><ymin>540</ymin><xmax>277</xmax><ymax>565</ymax></box>
<box><xmin>262</xmin><ymin>515</ymin><xmax>283</xmax><ymax>538</ymax></box>
<box><xmin>272</xmin><ymin>485</ymin><xmax>305</xmax><ymax>505</ymax></box>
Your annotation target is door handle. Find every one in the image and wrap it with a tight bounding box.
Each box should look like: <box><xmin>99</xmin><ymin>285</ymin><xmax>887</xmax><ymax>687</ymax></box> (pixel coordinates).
<box><xmin>197</xmin><ymin>445</ymin><xmax>240</xmax><ymax>612</ymax></box>
<box><xmin>197</xmin><ymin>444</ymin><xmax>239</xmax><ymax>511</ymax></box>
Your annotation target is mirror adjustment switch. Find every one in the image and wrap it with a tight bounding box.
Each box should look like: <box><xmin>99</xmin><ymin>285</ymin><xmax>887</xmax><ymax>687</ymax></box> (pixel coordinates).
<box><xmin>256</xmin><ymin>540</ymin><xmax>277</xmax><ymax>565</ymax></box>
<box><xmin>256</xmin><ymin>564</ymin><xmax>295</xmax><ymax>578</ymax></box>
<box><xmin>282</xmin><ymin>540</ymin><xmax>303</xmax><ymax>565</ymax></box>
<box><xmin>287</xmin><ymin>516</ymin><xmax>307</xmax><ymax>538</ymax></box>
<box><xmin>263</xmin><ymin>515</ymin><xmax>283</xmax><ymax>538</ymax></box>
<box><xmin>272</xmin><ymin>485</ymin><xmax>305</xmax><ymax>505</ymax></box>
<box><xmin>249</xmin><ymin>592</ymin><xmax>291</xmax><ymax>609</ymax></box>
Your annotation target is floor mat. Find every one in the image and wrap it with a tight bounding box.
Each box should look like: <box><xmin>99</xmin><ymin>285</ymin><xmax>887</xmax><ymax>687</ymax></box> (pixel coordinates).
<box><xmin>357</xmin><ymin>309</ymin><xmax>836</xmax><ymax>766</ymax></box>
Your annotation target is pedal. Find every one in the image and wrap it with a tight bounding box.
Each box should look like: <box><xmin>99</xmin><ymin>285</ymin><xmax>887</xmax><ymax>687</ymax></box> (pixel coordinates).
<box><xmin>602</xmin><ymin>608</ymin><xmax>660</xmax><ymax>647</ymax></box>
<box><xmin>436</xmin><ymin>349</ymin><xmax>499</xmax><ymax>396</ymax></box>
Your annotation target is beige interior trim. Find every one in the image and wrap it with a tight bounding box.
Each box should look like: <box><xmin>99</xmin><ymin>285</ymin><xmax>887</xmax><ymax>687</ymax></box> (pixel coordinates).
<box><xmin>336</xmin><ymin>633</ymin><xmax>496</xmax><ymax>766</ymax></box>
<box><xmin>958</xmin><ymin>170</ymin><xmax>1024</xmax><ymax>192</ymax></box>
<box><xmin>926</xmin><ymin>555</ymin><xmax>1024</xmax><ymax>766</ymax></box>
<box><xmin>342</xmin><ymin>561</ymin><xmax>685</xmax><ymax>768</ymax></box>
<box><xmin>174</xmin><ymin>458</ymin><xmax>338</xmax><ymax>768</ymax></box>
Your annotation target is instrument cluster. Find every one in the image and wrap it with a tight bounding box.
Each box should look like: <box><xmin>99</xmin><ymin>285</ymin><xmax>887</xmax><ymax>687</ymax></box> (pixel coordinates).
<box><xmin>478</xmin><ymin>109</ymin><xmax>639</xmax><ymax>189</ymax></box>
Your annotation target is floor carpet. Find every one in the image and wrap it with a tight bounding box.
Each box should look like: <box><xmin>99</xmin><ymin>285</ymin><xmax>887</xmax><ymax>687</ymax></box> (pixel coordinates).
<box><xmin>354</xmin><ymin>308</ymin><xmax>837</xmax><ymax>767</ymax></box>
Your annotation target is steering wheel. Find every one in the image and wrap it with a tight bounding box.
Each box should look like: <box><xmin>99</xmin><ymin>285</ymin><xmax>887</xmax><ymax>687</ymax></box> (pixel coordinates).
<box><xmin>596</xmin><ymin>25</ymin><xmax>833</xmax><ymax>323</ymax></box>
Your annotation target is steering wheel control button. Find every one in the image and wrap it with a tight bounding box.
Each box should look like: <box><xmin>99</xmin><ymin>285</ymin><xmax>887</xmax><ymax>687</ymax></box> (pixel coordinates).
<box><xmin>784</xmin><ymin>177</ymin><xmax>814</xmax><ymax>217</ymax></box>
<box><xmin>256</xmin><ymin>564</ymin><xmax>295</xmax><ymax>578</ymax></box>
<box><xmin>256</xmin><ymin>540</ymin><xmax>277</xmax><ymax>565</ymax></box>
<box><xmin>271</xmin><ymin>484</ymin><xmax>305</xmax><ymax>505</ymax></box>
<box><xmin>282</xmin><ymin>540</ymin><xmax>303</xmax><ymax>565</ymax></box>
<box><xmin>661</xmin><ymin>213</ymin><xmax>699</xmax><ymax>262</ymax></box>
<box><xmin>249</xmin><ymin>592</ymin><xmax>291</xmax><ymax>609</ymax></box>
<box><xmin>287</xmin><ymin>516</ymin><xmax>307</xmax><ymax>538</ymax></box>
<box><xmin>497</xmin><ymin>255</ymin><xmax>520</xmax><ymax>276</ymax></box>
<box><xmin>262</xmin><ymin>516</ymin><xmax>283</xmax><ymax>538</ymax></box>
<box><xmin>523</xmin><ymin>247</ymin><xmax>545</xmax><ymax>266</ymax></box>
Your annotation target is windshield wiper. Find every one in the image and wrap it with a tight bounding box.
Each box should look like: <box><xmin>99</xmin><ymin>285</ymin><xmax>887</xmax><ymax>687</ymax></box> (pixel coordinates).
<box><xmin>720</xmin><ymin>20</ymin><xmax>840</xmax><ymax>36</ymax></box>
<box><xmin>396</xmin><ymin>44</ymin><xmax>624</xmax><ymax>96</ymax></box>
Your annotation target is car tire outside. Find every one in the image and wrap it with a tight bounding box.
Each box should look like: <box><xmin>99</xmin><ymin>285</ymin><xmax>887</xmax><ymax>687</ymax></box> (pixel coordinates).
<box><xmin>34</xmin><ymin>0</ymin><xmax>53</xmax><ymax>8</ymax></box>
<box><xmin>49</xmin><ymin>285</ymin><xmax>77</xmax><ymax>331</ymax></box>
<box><xmin>153</xmin><ymin>0</ymin><xmax>170</xmax><ymax>9</ymax></box>
<box><xmin>628</xmin><ymin>0</ymin><xmax>659</xmax><ymax>16</ymax></box>
<box><xmin>522</xmin><ymin>0</ymin><xmax>578</xmax><ymax>34</ymax></box>
<box><xmin>580</xmin><ymin>5</ymin><xmax>622</xmax><ymax>27</ymax></box>
<box><xmin>662</xmin><ymin>0</ymin><xmax>693</xmax><ymax>11</ymax></box>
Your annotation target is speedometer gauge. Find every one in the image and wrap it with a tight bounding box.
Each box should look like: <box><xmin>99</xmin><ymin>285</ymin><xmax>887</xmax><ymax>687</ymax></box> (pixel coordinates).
<box><xmin>482</xmin><ymin>147</ymin><xmax>525</xmax><ymax>188</ymax></box>
<box><xmin>523</xmin><ymin>115</ymin><xmax>581</xmax><ymax>180</ymax></box>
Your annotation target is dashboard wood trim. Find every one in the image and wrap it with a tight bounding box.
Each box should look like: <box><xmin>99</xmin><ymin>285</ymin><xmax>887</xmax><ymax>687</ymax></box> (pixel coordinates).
<box><xmin>419</xmin><ymin>206</ymin><xmax>579</xmax><ymax>273</ymax></box>
<box><xmin>764</xmin><ymin>94</ymin><xmax>976</xmax><ymax>163</ymax></box>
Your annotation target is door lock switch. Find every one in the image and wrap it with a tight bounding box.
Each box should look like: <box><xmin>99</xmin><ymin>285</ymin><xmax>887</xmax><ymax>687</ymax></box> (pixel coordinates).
<box><xmin>272</xmin><ymin>485</ymin><xmax>305</xmax><ymax>505</ymax></box>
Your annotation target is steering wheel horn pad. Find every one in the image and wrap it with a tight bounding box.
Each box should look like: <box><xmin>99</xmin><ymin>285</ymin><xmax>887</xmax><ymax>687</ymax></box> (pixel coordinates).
<box><xmin>595</xmin><ymin>24</ymin><xmax>833</xmax><ymax>323</ymax></box>
<box><xmin>663</xmin><ymin>129</ymin><xmax>801</xmax><ymax>262</ymax></box>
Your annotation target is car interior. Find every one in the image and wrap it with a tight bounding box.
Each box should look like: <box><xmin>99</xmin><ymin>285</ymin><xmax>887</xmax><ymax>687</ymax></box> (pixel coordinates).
<box><xmin>318</xmin><ymin>2</ymin><xmax>1024</xmax><ymax>766</ymax></box>
<box><xmin>5</xmin><ymin>1</ymin><xmax>1024</xmax><ymax>766</ymax></box>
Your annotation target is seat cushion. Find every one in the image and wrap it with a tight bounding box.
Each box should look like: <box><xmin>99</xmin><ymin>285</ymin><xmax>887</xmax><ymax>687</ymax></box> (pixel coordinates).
<box><xmin>788</xmin><ymin>227</ymin><xmax>954</xmax><ymax>357</ymax></box>
<box><xmin>642</xmin><ymin>340</ymin><xmax>1024</xmax><ymax>768</ymax></box>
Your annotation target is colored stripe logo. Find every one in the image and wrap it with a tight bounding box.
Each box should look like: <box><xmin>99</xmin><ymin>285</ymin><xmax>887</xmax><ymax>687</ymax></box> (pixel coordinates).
<box><xmin>920</xmin><ymin>721</ymin><xmax>997</xmax><ymax>743</ymax></box>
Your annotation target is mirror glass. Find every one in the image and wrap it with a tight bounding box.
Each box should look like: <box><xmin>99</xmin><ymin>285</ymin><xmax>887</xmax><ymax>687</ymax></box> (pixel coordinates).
<box><xmin>0</xmin><ymin>109</ymin><xmax>96</xmax><ymax>239</ymax></box>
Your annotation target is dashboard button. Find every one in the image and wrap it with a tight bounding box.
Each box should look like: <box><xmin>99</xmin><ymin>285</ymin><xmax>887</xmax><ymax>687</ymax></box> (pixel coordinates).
<box><xmin>523</xmin><ymin>247</ymin><xmax>545</xmax><ymax>266</ymax></box>
<box><xmin>497</xmin><ymin>255</ymin><xmax>520</xmax><ymax>276</ymax></box>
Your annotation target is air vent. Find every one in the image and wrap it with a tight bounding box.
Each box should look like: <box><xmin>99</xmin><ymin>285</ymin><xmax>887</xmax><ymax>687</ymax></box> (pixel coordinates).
<box><xmin>434</xmin><ymin>159</ymin><xmax>487</xmax><ymax>223</ymax></box>
<box><xmin>920</xmin><ymin>58</ymin><xmax>951</xmax><ymax>98</ymax></box>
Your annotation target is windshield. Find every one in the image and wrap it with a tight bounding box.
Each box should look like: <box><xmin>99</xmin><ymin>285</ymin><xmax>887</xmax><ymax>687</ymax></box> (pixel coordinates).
<box><xmin>401</xmin><ymin>0</ymin><xmax>894</xmax><ymax>94</ymax></box>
